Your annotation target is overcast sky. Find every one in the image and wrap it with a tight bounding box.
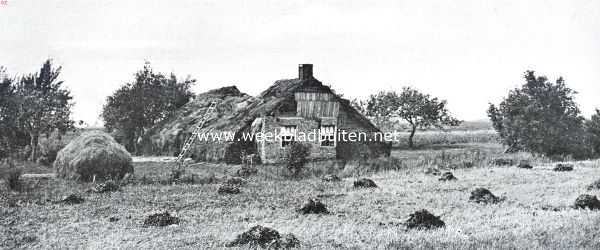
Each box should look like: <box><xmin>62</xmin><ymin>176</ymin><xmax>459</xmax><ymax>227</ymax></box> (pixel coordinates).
<box><xmin>1</xmin><ymin>0</ymin><xmax>599</xmax><ymax>126</ymax></box>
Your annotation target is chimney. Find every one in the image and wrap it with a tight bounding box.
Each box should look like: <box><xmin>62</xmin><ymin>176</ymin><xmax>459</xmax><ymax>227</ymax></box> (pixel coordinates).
<box><xmin>299</xmin><ymin>64</ymin><xmax>313</xmax><ymax>80</ymax></box>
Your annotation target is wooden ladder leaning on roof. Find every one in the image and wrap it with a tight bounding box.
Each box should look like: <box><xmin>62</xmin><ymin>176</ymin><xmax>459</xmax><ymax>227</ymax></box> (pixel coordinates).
<box><xmin>173</xmin><ymin>101</ymin><xmax>217</xmax><ymax>171</ymax></box>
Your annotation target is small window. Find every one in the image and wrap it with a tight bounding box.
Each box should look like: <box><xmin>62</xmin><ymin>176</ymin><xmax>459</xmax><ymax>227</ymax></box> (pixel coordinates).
<box><xmin>320</xmin><ymin>125</ymin><xmax>336</xmax><ymax>147</ymax></box>
<box><xmin>280</xmin><ymin>125</ymin><xmax>297</xmax><ymax>147</ymax></box>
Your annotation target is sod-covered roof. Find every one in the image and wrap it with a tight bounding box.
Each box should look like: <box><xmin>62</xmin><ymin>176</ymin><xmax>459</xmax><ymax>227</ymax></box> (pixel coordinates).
<box><xmin>140</xmin><ymin>77</ymin><xmax>380</xmax><ymax>156</ymax></box>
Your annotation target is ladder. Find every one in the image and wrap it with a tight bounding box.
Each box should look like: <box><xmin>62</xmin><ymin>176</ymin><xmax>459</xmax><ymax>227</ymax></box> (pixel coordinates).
<box><xmin>173</xmin><ymin>101</ymin><xmax>217</xmax><ymax>169</ymax></box>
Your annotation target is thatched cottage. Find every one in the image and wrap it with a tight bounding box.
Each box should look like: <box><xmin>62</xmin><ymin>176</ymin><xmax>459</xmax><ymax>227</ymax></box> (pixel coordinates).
<box><xmin>141</xmin><ymin>64</ymin><xmax>390</xmax><ymax>164</ymax></box>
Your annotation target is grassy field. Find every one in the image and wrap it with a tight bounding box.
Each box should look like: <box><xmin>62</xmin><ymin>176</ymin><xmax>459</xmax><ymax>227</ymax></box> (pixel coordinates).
<box><xmin>3</xmin><ymin>135</ymin><xmax>600</xmax><ymax>249</ymax></box>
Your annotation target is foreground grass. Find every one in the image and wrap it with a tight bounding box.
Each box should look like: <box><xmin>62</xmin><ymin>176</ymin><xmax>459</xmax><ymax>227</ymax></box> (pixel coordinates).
<box><xmin>2</xmin><ymin>146</ymin><xmax>600</xmax><ymax>249</ymax></box>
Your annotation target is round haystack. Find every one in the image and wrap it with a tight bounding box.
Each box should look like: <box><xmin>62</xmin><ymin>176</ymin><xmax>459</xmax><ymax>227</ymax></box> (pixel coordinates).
<box><xmin>54</xmin><ymin>132</ymin><xmax>133</xmax><ymax>182</ymax></box>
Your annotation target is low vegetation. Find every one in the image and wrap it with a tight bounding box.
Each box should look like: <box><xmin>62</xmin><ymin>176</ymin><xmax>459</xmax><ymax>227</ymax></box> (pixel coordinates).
<box><xmin>2</xmin><ymin>148</ymin><xmax>600</xmax><ymax>249</ymax></box>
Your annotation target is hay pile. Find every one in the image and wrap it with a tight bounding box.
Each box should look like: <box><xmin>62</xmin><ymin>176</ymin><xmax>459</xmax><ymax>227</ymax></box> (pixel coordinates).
<box><xmin>574</xmin><ymin>194</ymin><xmax>600</xmax><ymax>210</ymax></box>
<box><xmin>469</xmin><ymin>188</ymin><xmax>502</xmax><ymax>204</ymax></box>
<box><xmin>405</xmin><ymin>209</ymin><xmax>445</xmax><ymax>230</ymax></box>
<box><xmin>226</xmin><ymin>225</ymin><xmax>300</xmax><ymax>248</ymax></box>
<box><xmin>297</xmin><ymin>198</ymin><xmax>329</xmax><ymax>214</ymax></box>
<box><xmin>553</xmin><ymin>163</ymin><xmax>574</xmax><ymax>172</ymax></box>
<box><xmin>217</xmin><ymin>184</ymin><xmax>241</xmax><ymax>194</ymax></box>
<box><xmin>438</xmin><ymin>172</ymin><xmax>457</xmax><ymax>181</ymax></box>
<box><xmin>354</xmin><ymin>178</ymin><xmax>377</xmax><ymax>188</ymax></box>
<box><xmin>143</xmin><ymin>211</ymin><xmax>180</xmax><ymax>227</ymax></box>
<box><xmin>54</xmin><ymin>132</ymin><xmax>133</xmax><ymax>182</ymax></box>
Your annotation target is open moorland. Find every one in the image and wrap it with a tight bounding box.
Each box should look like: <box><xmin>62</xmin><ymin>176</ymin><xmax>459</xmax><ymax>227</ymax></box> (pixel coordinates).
<box><xmin>2</xmin><ymin>131</ymin><xmax>600</xmax><ymax>249</ymax></box>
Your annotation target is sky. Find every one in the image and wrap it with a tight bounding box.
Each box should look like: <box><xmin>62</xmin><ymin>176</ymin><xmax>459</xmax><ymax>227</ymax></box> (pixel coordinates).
<box><xmin>1</xmin><ymin>0</ymin><xmax>599</xmax><ymax>126</ymax></box>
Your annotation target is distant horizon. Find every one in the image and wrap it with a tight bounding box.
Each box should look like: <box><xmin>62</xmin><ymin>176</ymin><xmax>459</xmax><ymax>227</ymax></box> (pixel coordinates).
<box><xmin>2</xmin><ymin>0</ymin><xmax>598</xmax><ymax>125</ymax></box>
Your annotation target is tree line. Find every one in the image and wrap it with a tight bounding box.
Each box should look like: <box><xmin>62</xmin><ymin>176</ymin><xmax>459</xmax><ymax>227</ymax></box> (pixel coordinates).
<box><xmin>1</xmin><ymin>59</ymin><xmax>599</xmax><ymax>162</ymax></box>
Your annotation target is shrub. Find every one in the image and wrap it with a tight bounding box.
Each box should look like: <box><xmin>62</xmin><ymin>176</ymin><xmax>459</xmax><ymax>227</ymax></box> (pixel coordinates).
<box><xmin>284</xmin><ymin>143</ymin><xmax>311</xmax><ymax>177</ymax></box>
<box><xmin>488</xmin><ymin>71</ymin><xmax>591</xmax><ymax>159</ymax></box>
<box><xmin>54</xmin><ymin>131</ymin><xmax>133</xmax><ymax>182</ymax></box>
<box><xmin>37</xmin><ymin>131</ymin><xmax>69</xmax><ymax>165</ymax></box>
<box><xmin>0</xmin><ymin>158</ymin><xmax>22</xmax><ymax>191</ymax></box>
<box><xmin>586</xmin><ymin>109</ymin><xmax>600</xmax><ymax>156</ymax></box>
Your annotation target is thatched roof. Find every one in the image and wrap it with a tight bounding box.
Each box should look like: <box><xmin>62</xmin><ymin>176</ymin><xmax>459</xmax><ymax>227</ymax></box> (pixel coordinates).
<box><xmin>140</xmin><ymin>77</ymin><xmax>380</xmax><ymax>156</ymax></box>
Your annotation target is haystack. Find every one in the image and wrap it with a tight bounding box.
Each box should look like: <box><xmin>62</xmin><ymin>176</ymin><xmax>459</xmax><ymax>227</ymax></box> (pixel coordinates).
<box><xmin>54</xmin><ymin>132</ymin><xmax>133</xmax><ymax>182</ymax></box>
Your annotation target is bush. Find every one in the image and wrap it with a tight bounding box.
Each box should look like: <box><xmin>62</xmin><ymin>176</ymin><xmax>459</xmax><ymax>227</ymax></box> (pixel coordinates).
<box><xmin>488</xmin><ymin>71</ymin><xmax>591</xmax><ymax>159</ymax></box>
<box><xmin>586</xmin><ymin>109</ymin><xmax>600</xmax><ymax>156</ymax></box>
<box><xmin>0</xmin><ymin>158</ymin><xmax>22</xmax><ymax>191</ymax></box>
<box><xmin>37</xmin><ymin>131</ymin><xmax>69</xmax><ymax>165</ymax></box>
<box><xmin>54</xmin><ymin>131</ymin><xmax>133</xmax><ymax>182</ymax></box>
<box><xmin>284</xmin><ymin>143</ymin><xmax>311</xmax><ymax>177</ymax></box>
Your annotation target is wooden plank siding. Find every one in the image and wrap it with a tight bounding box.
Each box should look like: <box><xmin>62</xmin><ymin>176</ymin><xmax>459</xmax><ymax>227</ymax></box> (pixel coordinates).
<box><xmin>295</xmin><ymin>92</ymin><xmax>340</xmax><ymax>118</ymax></box>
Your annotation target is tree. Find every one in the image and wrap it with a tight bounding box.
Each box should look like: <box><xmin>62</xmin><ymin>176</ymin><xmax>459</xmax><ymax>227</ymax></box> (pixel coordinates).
<box><xmin>586</xmin><ymin>109</ymin><xmax>600</xmax><ymax>156</ymax></box>
<box><xmin>12</xmin><ymin>60</ymin><xmax>74</xmax><ymax>160</ymax></box>
<box><xmin>0</xmin><ymin>66</ymin><xmax>18</xmax><ymax>158</ymax></box>
<box><xmin>488</xmin><ymin>71</ymin><xmax>589</xmax><ymax>158</ymax></box>
<box><xmin>102</xmin><ymin>62</ymin><xmax>195</xmax><ymax>153</ymax></box>
<box><xmin>359</xmin><ymin>87</ymin><xmax>460</xmax><ymax>148</ymax></box>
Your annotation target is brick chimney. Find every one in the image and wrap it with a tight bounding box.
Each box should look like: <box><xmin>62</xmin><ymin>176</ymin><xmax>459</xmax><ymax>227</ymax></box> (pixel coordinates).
<box><xmin>299</xmin><ymin>64</ymin><xmax>313</xmax><ymax>80</ymax></box>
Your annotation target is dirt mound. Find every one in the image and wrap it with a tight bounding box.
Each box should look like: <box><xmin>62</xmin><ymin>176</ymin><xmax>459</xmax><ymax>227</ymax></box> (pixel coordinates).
<box><xmin>225</xmin><ymin>177</ymin><xmax>246</xmax><ymax>186</ymax></box>
<box><xmin>54</xmin><ymin>131</ymin><xmax>133</xmax><ymax>182</ymax></box>
<box><xmin>354</xmin><ymin>178</ymin><xmax>377</xmax><ymax>188</ymax></box>
<box><xmin>92</xmin><ymin>180</ymin><xmax>121</xmax><ymax>193</ymax></box>
<box><xmin>298</xmin><ymin>198</ymin><xmax>329</xmax><ymax>214</ymax></box>
<box><xmin>438</xmin><ymin>172</ymin><xmax>457</xmax><ymax>181</ymax></box>
<box><xmin>469</xmin><ymin>188</ymin><xmax>502</xmax><ymax>204</ymax></box>
<box><xmin>218</xmin><ymin>184</ymin><xmax>241</xmax><ymax>194</ymax></box>
<box><xmin>322</xmin><ymin>174</ymin><xmax>341</xmax><ymax>182</ymax></box>
<box><xmin>574</xmin><ymin>194</ymin><xmax>600</xmax><ymax>210</ymax></box>
<box><xmin>405</xmin><ymin>209</ymin><xmax>445</xmax><ymax>230</ymax></box>
<box><xmin>553</xmin><ymin>164</ymin><xmax>574</xmax><ymax>172</ymax></box>
<box><xmin>492</xmin><ymin>158</ymin><xmax>514</xmax><ymax>166</ymax></box>
<box><xmin>587</xmin><ymin>179</ymin><xmax>600</xmax><ymax>190</ymax></box>
<box><xmin>58</xmin><ymin>194</ymin><xmax>84</xmax><ymax>205</ymax></box>
<box><xmin>226</xmin><ymin>225</ymin><xmax>300</xmax><ymax>248</ymax></box>
<box><xmin>143</xmin><ymin>211</ymin><xmax>179</xmax><ymax>227</ymax></box>
<box><xmin>517</xmin><ymin>160</ymin><xmax>533</xmax><ymax>169</ymax></box>
<box><xmin>236</xmin><ymin>166</ymin><xmax>258</xmax><ymax>177</ymax></box>
<box><xmin>424</xmin><ymin>167</ymin><xmax>441</xmax><ymax>176</ymax></box>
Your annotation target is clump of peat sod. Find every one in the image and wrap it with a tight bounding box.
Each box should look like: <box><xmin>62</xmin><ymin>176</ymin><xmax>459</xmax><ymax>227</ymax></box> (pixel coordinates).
<box><xmin>143</xmin><ymin>211</ymin><xmax>179</xmax><ymax>227</ymax></box>
<box><xmin>405</xmin><ymin>209</ymin><xmax>445</xmax><ymax>230</ymax></box>
<box><xmin>574</xmin><ymin>194</ymin><xmax>600</xmax><ymax>210</ymax></box>
<box><xmin>492</xmin><ymin>158</ymin><xmax>514</xmax><ymax>166</ymax></box>
<box><xmin>226</xmin><ymin>225</ymin><xmax>300</xmax><ymax>249</ymax></box>
<box><xmin>322</xmin><ymin>174</ymin><xmax>341</xmax><ymax>182</ymax></box>
<box><xmin>424</xmin><ymin>167</ymin><xmax>441</xmax><ymax>176</ymax></box>
<box><xmin>438</xmin><ymin>172</ymin><xmax>457</xmax><ymax>181</ymax></box>
<box><xmin>516</xmin><ymin>160</ymin><xmax>533</xmax><ymax>169</ymax></box>
<box><xmin>553</xmin><ymin>163</ymin><xmax>574</xmax><ymax>172</ymax></box>
<box><xmin>587</xmin><ymin>179</ymin><xmax>600</xmax><ymax>190</ymax></box>
<box><xmin>218</xmin><ymin>184</ymin><xmax>241</xmax><ymax>194</ymax></box>
<box><xmin>91</xmin><ymin>180</ymin><xmax>121</xmax><ymax>193</ymax></box>
<box><xmin>225</xmin><ymin>176</ymin><xmax>246</xmax><ymax>186</ymax></box>
<box><xmin>58</xmin><ymin>194</ymin><xmax>84</xmax><ymax>205</ymax></box>
<box><xmin>298</xmin><ymin>198</ymin><xmax>329</xmax><ymax>214</ymax></box>
<box><xmin>469</xmin><ymin>188</ymin><xmax>502</xmax><ymax>204</ymax></box>
<box><xmin>353</xmin><ymin>178</ymin><xmax>377</xmax><ymax>188</ymax></box>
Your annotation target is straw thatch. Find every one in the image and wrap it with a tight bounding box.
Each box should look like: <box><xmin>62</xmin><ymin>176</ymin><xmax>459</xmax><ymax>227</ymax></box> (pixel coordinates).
<box><xmin>54</xmin><ymin>131</ymin><xmax>133</xmax><ymax>182</ymax></box>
